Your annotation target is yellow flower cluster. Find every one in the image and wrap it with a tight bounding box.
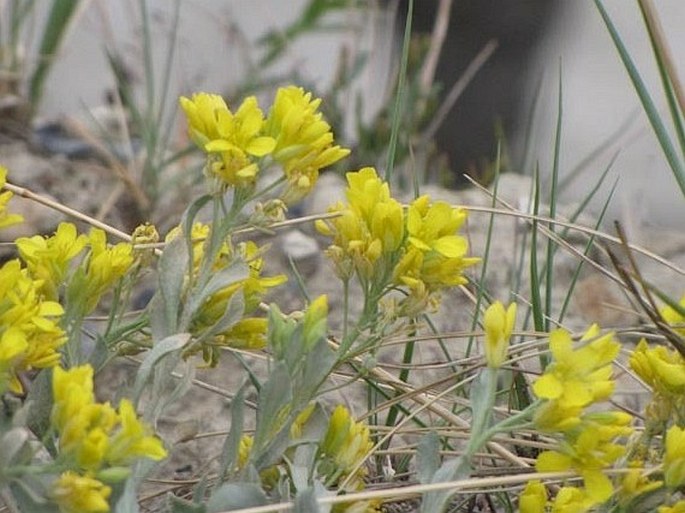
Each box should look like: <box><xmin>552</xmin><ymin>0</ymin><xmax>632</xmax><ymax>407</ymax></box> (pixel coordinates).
<box><xmin>0</xmin><ymin>165</ymin><xmax>23</xmax><ymax>229</ymax></box>
<box><xmin>50</xmin><ymin>365</ymin><xmax>166</xmax><ymax>513</ymax></box>
<box><xmin>166</xmin><ymin>222</ymin><xmax>286</xmax><ymax>364</ymax></box>
<box><xmin>630</xmin><ymin>338</ymin><xmax>685</xmax><ymax>426</ymax></box>
<box><xmin>0</xmin><ymin>259</ymin><xmax>65</xmax><ymax>394</ymax></box>
<box><xmin>320</xmin><ymin>405</ymin><xmax>373</xmax><ymax>490</ymax></box>
<box><xmin>316</xmin><ymin>167</ymin><xmax>477</xmax><ymax>316</ymax></box>
<box><xmin>180</xmin><ymin>86</ymin><xmax>349</xmax><ymax>199</ymax></box>
<box><xmin>524</xmin><ymin>325</ymin><xmax>632</xmax><ymax>506</ymax></box>
<box><xmin>16</xmin><ymin>222</ymin><xmax>87</xmax><ymax>301</ymax></box>
<box><xmin>17</xmin><ymin>223</ymin><xmax>134</xmax><ymax>314</ymax></box>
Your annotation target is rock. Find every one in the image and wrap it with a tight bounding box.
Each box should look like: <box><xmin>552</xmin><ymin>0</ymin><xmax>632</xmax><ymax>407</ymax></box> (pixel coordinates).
<box><xmin>278</xmin><ymin>229</ymin><xmax>321</xmax><ymax>278</ymax></box>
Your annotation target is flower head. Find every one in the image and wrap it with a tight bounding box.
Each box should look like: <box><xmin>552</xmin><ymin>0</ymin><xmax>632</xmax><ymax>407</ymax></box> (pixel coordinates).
<box><xmin>265</xmin><ymin>86</ymin><xmax>349</xmax><ymax>200</ymax></box>
<box><xmin>483</xmin><ymin>301</ymin><xmax>516</xmax><ymax>368</ymax></box>
<box><xmin>532</xmin><ymin>325</ymin><xmax>619</xmax><ymax>411</ymax></box>
<box><xmin>519</xmin><ymin>480</ymin><xmax>547</xmax><ymax>513</ymax></box>
<box><xmin>52</xmin><ymin>471</ymin><xmax>111</xmax><ymax>513</ymax></box>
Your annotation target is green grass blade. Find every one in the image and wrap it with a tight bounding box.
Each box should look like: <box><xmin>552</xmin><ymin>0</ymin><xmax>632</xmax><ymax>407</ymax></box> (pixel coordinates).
<box><xmin>637</xmin><ymin>1</ymin><xmax>685</xmax><ymax>161</ymax></box>
<box><xmin>28</xmin><ymin>0</ymin><xmax>81</xmax><ymax>110</ymax></box>
<box><xmin>595</xmin><ymin>0</ymin><xmax>685</xmax><ymax>198</ymax></box>
<box><xmin>466</xmin><ymin>141</ymin><xmax>502</xmax><ymax>358</ymax></box>
<box><xmin>558</xmin><ymin>176</ymin><xmax>618</xmax><ymax>324</ymax></box>
<box><xmin>385</xmin><ymin>0</ymin><xmax>413</xmax><ymax>183</ymax></box>
<box><xmin>530</xmin><ymin>164</ymin><xmax>544</xmax><ymax>335</ymax></box>
<box><xmin>545</xmin><ymin>66</ymin><xmax>562</xmax><ymax>331</ymax></box>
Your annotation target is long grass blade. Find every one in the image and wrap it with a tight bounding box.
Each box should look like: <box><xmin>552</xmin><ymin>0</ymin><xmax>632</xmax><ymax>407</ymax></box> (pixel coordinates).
<box><xmin>385</xmin><ymin>0</ymin><xmax>413</xmax><ymax>182</ymax></box>
<box><xmin>545</xmin><ymin>66</ymin><xmax>562</xmax><ymax>331</ymax></box>
<box><xmin>595</xmin><ymin>0</ymin><xmax>685</xmax><ymax>198</ymax></box>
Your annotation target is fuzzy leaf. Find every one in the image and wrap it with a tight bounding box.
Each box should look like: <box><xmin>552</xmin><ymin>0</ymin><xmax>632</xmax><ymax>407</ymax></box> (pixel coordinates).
<box><xmin>206</xmin><ymin>483</ymin><xmax>267</xmax><ymax>513</ymax></box>
<box><xmin>417</xmin><ymin>431</ymin><xmax>441</xmax><ymax>485</ymax></box>
<box><xmin>133</xmin><ymin>333</ymin><xmax>190</xmax><ymax>405</ymax></box>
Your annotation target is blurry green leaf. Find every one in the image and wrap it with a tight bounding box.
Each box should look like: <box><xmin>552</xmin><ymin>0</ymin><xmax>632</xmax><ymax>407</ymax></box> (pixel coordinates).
<box><xmin>9</xmin><ymin>478</ymin><xmax>53</xmax><ymax>513</ymax></box>
<box><xmin>132</xmin><ymin>332</ymin><xmax>190</xmax><ymax>405</ymax></box>
<box><xmin>417</xmin><ymin>431</ymin><xmax>440</xmax><ymax>485</ymax></box>
<box><xmin>206</xmin><ymin>483</ymin><xmax>267</xmax><ymax>513</ymax></box>
<box><xmin>114</xmin><ymin>459</ymin><xmax>156</xmax><ymax>513</ymax></box>
<box><xmin>258</xmin><ymin>0</ymin><xmax>352</xmax><ymax>66</ymax></box>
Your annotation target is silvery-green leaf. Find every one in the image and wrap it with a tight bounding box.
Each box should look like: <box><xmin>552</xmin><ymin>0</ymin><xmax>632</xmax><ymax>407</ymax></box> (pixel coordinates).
<box><xmin>25</xmin><ymin>370</ymin><xmax>53</xmax><ymax>442</ymax></box>
<box><xmin>9</xmin><ymin>477</ymin><xmax>52</xmax><ymax>513</ymax></box>
<box><xmin>469</xmin><ymin>368</ymin><xmax>497</xmax><ymax>451</ymax></box>
<box><xmin>151</xmin><ymin>357</ymin><xmax>196</xmax><ymax>426</ymax></box>
<box><xmin>219</xmin><ymin>384</ymin><xmax>246</xmax><ymax>482</ymax></box>
<box><xmin>293</xmin><ymin>486</ymin><xmax>322</xmax><ymax>513</ymax></box>
<box><xmin>252</xmin><ymin>362</ymin><xmax>292</xmax><ymax>468</ymax></box>
<box><xmin>0</xmin><ymin>428</ymin><xmax>29</xmax><ymax>465</ymax></box>
<box><xmin>421</xmin><ymin>456</ymin><xmax>470</xmax><ymax>513</ymax></box>
<box><xmin>157</xmin><ymin>236</ymin><xmax>189</xmax><ymax>335</ymax></box>
<box><xmin>133</xmin><ymin>333</ymin><xmax>190</xmax><ymax>405</ymax></box>
<box><xmin>417</xmin><ymin>431</ymin><xmax>441</xmax><ymax>485</ymax></box>
<box><xmin>298</xmin><ymin>337</ymin><xmax>335</xmax><ymax>404</ymax></box>
<box><xmin>206</xmin><ymin>483</ymin><xmax>267</xmax><ymax>513</ymax></box>
<box><xmin>186</xmin><ymin>260</ymin><xmax>249</xmax><ymax>317</ymax></box>
<box><xmin>168</xmin><ymin>494</ymin><xmax>206</xmax><ymax>513</ymax></box>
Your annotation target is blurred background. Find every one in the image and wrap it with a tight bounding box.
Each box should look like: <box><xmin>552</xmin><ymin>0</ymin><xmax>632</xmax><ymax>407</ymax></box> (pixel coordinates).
<box><xmin>1</xmin><ymin>0</ymin><xmax>684</xmax><ymax>230</ymax></box>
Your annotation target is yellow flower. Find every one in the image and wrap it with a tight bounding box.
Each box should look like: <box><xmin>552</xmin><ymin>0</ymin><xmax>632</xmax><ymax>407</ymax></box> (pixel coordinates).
<box><xmin>665</xmin><ymin>425</ymin><xmax>685</xmax><ymax>488</ymax></box>
<box><xmin>180</xmin><ymin>92</ymin><xmax>229</xmax><ymax>146</ymax></box>
<box><xmin>483</xmin><ymin>301</ymin><xmax>516</xmax><ymax>368</ymax></box>
<box><xmin>394</xmin><ymin>195</ymin><xmax>478</xmax><ymax>293</ymax></box>
<box><xmin>52</xmin><ymin>365</ymin><xmax>166</xmax><ymax>472</ymax></box>
<box><xmin>265</xmin><ymin>86</ymin><xmax>349</xmax><ymax>199</ymax></box>
<box><xmin>180</xmin><ymin>93</ymin><xmax>275</xmax><ymax>187</ymax></box>
<box><xmin>406</xmin><ymin>195</ymin><xmax>468</xmax><ymax>258</ymax></box>
<box><xmin>0</xmin><ymin>165</ymin><xmax>23</xmax><ymax>229</ymax></box>
<box><xmin>16</xmin><ymin>222</ymin><xmax>87</xmax><ymax>300</ymax></box>
<box><xmin>131</xmin><ymin>222</ymin><xmax>159</xmax><ymax>266</ymax></box>
<box><xmin>548</xmin><ymin>486</ymin><xmax>595</xmax><ymax>513</ymax></box>
<box><xmin>82</xmin><ymin>229</ymin><xmax>134</xmax><ymax>313</ymax></box>
<box><xmin>106</xmin><ymin>399</ymin><xmax>167</xmax><ymax>465</ymax></box>
<box><xmin>618</xmin><ymin>466</ymin><xmax>662</xmax><ymax>504</ymax></box>
<box><xmin>661</xmin><ymin>294</ymin><xmax>685</xmax><ymax>336</ymax></box>
<box><xmin>660</xmin><ymin>500</ymin><xmax>685</xmax><ymax>513</ymax></box>
<box><xmin>629</xmin><ymin>338</ymin><xmax>685</xmax><ymax>395</ymax></box>
<box><xmin>519</xmin><ymin>480</ymin><xmax>547</xmax><ymax>513</ymax></box>
<box><xmin>532</xmin><ymin>325</ymin><xmax>619</xmax><ymax>409</ymax></box>
<box><xmin>0</xmin><ymin>260</ymin><xmax>65</xmax><ymax>393</ymax></box>
<box><xmin>52</xmin><ymin>472</ymin><xmax>111</xmax><ymax>513</ymax></box>
<box><xmin>320</xmin><ymin>405</ymin><xmax>372</xmax><ymax>489</ymax></box>
<box><xmin>535</xmin><ymin>413</ymin><xmax>631</xmax><ymax>503</ymax></box>
<box><xmin>316</xmin><ymin>168</ymin><xmax>404</xmax><ymax>281</ymax></box>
